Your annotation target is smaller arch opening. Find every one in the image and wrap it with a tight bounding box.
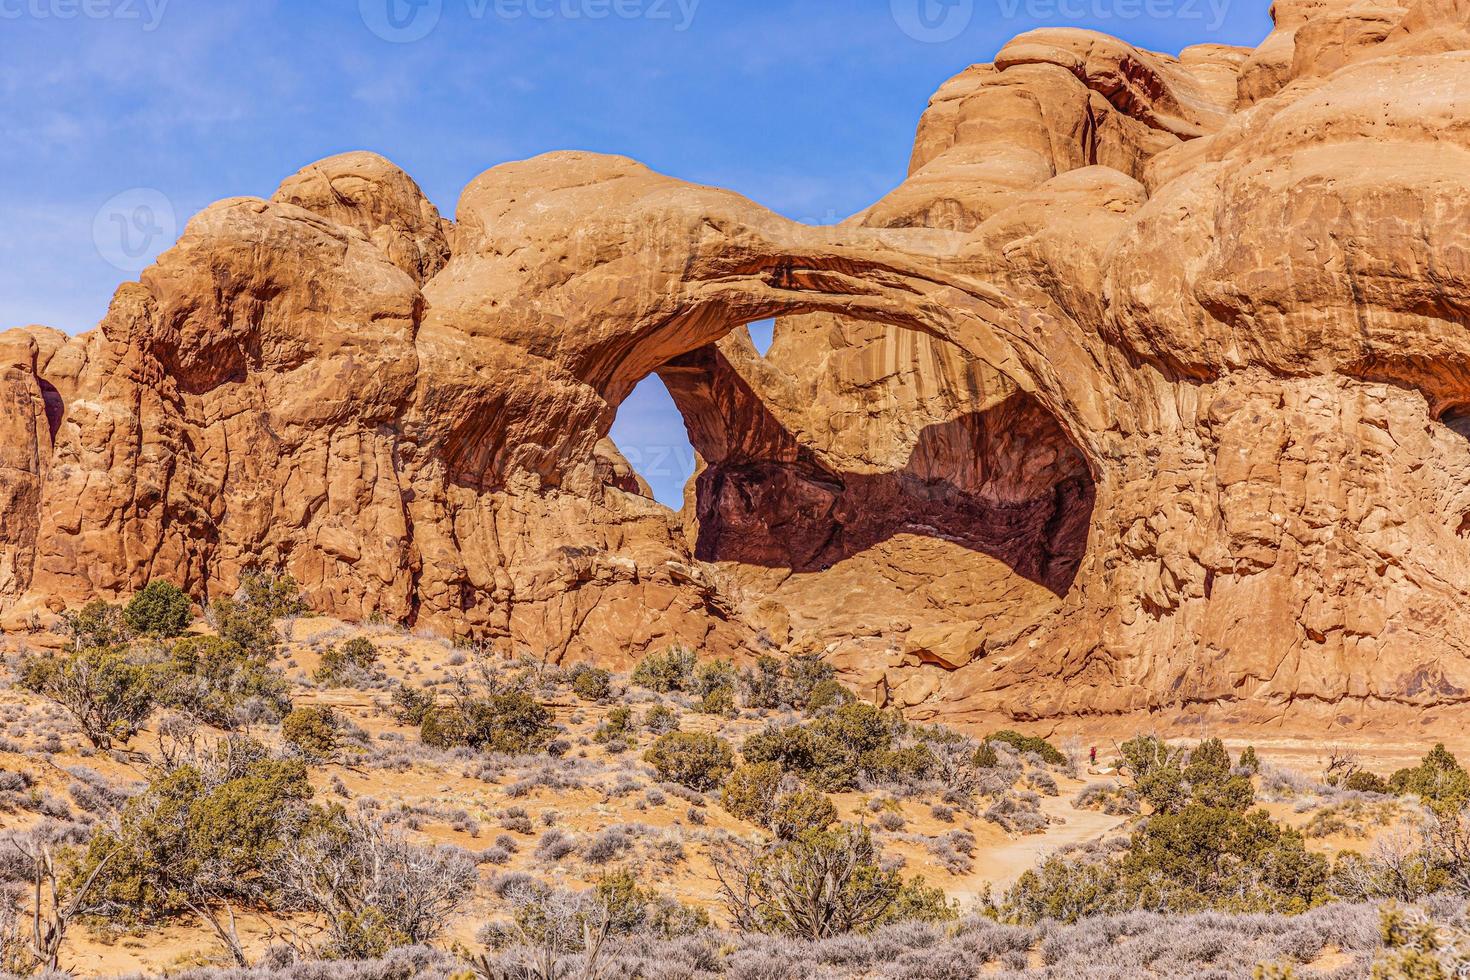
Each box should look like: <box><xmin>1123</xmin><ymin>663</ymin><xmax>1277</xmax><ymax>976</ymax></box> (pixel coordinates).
<box><xmin>605</xmin><ymin>372</ymin><xmax>697</xmax><ymax>510</ymax></box>
<box><xmin>748</xmin><ymin>319</ymin><xmax>775</xmax><ymax>357</ymax></box>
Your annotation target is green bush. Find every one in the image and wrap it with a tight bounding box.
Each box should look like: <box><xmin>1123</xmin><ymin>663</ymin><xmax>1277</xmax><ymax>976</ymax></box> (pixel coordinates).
<box><xmin>714</xmin><ymin>825</ymin><xmax>902</xmax><ymax>939</ymax></box>
<box><xmin>643</xmin><ymin>704</ymin><xmax>681</xmax><ymax>734</ymax></box>
<box><xmin>769</xmin><ymin>788</ymin><xmax>837</xmax><ymax>840</ymax></box>
<box><xmin>208</xmin><ymin>597</ymin><xmax>279</xmax><ymax>661</ymax></box>
<box><xmin>785</xmin><ymin>653</ymin><xmax>835</xmax><ymax>710</ymax></box>
<box><xmin>71</xmin><ymin>742</ymin><xmax>314</xmax><ymax>934</ymax></box>
<box><xmin>1239</xmin><ymin>745</ymin><xmax>1261</xmax><ymax>774</ymax></box>
<box><xmin>699</xmin><ymin>685</ymin><xmax>737</xmax><ymax>718</ymax></box>
<box><xmin>314</xmin><ymin>636</ymin><xmax>379</xmax><ymax>686</ymax></box>
<box><xmin>1344</xmin><ymin>769</ymin><xmax>1392</xmax><ymax>794</ymax></box>
<box><xmin>593</xmin><ymin>706</ymin><xmax>637</xmax><ymax>745</ymax></box>
<box><xmin>19</xmin><ymin>645</ymin><xmax>163</xmax><ymax>750</ymax></box>
<box><xmin>420</xmin><ymin>690</ymin><xmax>552</xmax><ymax>755</ymax></box>
<box><xmin>569</xmin><ymin>664</ymin><xmax>613</xmax><ymax>702</ymax></box>
<box><xmin>1002</xmin><ymin>854</ymin><xmax>1123</xmax><ymax>924</ymax></box>
<box><xmin>643</xmin><ymin>732</ymin><xmax>734</xmax><ymax>791</ymax></box>
<box><xmin>237</xmin><ymin>568</ymin><xmax>307</xmax><ymax>618</ymax></box>
<box><xmin>123</xmin><ymin>581</ymin><xmax>193</xmax><ymax>638</ymax></box>
<box><xmin>721</xmin><ymin>762</ymin><xmax>783</xmax><ymax>825</ymax></box>
<box><xmin>883</xmin><ymin>876</ymin><xmax>958</xmax><ymax>925</ymax></box>
<box><xmin>742</xmin><ymin>707</ymin><xmax>905</xmax><ymax>792</ymax></box>
<box><xmin>60</xmin><ymin>599</ymin><xmax>128</xmax><ymax>650</ymax></box>
<box><xmin>1390</xmin><ymin>744</ymin><xmax>1470</xmax><ymax>810</ymax></box>
<box><xmin>692</xmin><ymin>659</ymin><xmax>738</xmax><ymax>699</ymax></box>
<box><xmin>630</xmin><ymin>646</ymin><xmax>697</xmax><ymax>693</ymax></box>
<box><xmin>1121</xmin><ymin>804</ymin><xmax>1328</xmax><ymax>914</ymax></box>
<box><xmin>165</xmin><ymin>634</ymin><xmax>293</xmax><ymax>728</ymax></box>
<box><xmin>987</xmin><ymin>729</ymin><xmax>1066</xmax><ymax>766</ymax></box>
<box><xmin>390</xmin><ymin>685</ymin><xmax>435</xmax><ymax>725</ymax></box>
<box><xmin>805</xmin><ymin>678</ymin><xmax>854</xmax><ymax>714</ymax></box>
<box><xmin>740</xmin><ymin>655</ymin><xmax>786</xmax><ymax>709</ymax></box>
<box><xmin>282</xmin><ymin>705</ymin><xmax>342</xmax><ymax>762</ymax></box>
<box><xmin>974</xmin><ymin>741</ymin><xmax>1000</xmax><ymax>769</ymax></box>
<box><xmin>1002</xmin><ymin>803</ymin><xmax>1329</xmax><ymax>924</ymax></box>
<box><xmin>860</xmin><ymin>745</ymin><xmax>936</xmax><ymax>785</ymax></box>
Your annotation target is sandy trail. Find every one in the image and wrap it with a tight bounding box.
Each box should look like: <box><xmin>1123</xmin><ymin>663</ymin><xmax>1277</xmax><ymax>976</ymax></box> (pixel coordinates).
<box><xmin>951</xmin><ymin>791</ymin><xmax>1129</xmax><ymax>906</ymax></box>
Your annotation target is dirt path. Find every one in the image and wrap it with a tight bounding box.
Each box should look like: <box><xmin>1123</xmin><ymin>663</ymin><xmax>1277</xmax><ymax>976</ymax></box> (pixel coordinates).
<box><xmin>953</xmin><ymin>791</ymin><xmax>1131</xmax><ymax>906</ymax></box>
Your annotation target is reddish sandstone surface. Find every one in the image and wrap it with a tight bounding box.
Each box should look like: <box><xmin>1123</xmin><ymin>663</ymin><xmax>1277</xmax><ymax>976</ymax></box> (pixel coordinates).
<box><xmin>8</xmin><ymin>3</ymin><xmax>1470</xmax><ymax>730</ymax></box>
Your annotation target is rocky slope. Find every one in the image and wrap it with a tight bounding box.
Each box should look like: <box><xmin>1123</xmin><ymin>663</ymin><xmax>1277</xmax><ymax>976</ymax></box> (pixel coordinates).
<box><xmin>8</xmin><ymin>2</ymin><xmax>1470</xmax><ymax>729</ymax></box>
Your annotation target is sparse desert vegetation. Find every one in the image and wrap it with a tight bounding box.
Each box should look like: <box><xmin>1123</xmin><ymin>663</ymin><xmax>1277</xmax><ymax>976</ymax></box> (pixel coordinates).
<box><xmin>0</xmin><ymin>581</ymin><xmax>1468</xmax><ymax>977</ymax></box>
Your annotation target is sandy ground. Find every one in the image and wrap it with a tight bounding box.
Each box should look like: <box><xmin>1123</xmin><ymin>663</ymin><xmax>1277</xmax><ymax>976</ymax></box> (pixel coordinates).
<box><xmin>0</xmin><ymin>615</ymin><xmax>1450</xmax><ymax>976</ymax></box>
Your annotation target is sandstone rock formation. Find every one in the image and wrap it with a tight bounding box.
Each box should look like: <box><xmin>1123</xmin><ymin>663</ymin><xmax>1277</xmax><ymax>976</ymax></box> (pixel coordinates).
<box><xmin>8</xmin><ymin>1</ymin><xmax>1470</xmax><ymax>732</ymax></box>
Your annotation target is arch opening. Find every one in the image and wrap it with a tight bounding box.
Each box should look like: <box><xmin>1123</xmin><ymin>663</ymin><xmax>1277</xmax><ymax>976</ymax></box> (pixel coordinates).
<box><xmin>604</xmin><ymin>372</ymin><xmax>697</xmax><ymax>509</ymax></box>
<box><xmin>597</xmin><ymin>316</ymin><xmax>1096</xmax><ymax>600</ymax></box>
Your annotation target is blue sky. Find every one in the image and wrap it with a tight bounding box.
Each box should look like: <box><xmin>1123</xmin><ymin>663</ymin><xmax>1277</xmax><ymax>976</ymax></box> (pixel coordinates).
<box><xmin>0</xmin><ymin>0</ymin><xmax>1271</xmax><ymax>506</ymax></box>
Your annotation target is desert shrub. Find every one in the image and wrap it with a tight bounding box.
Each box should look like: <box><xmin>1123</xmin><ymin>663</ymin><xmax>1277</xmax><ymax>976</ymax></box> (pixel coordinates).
<box><xmin>630</xmin><ymin>646</ymin><xmax>697</xmax><ymax>693</ymax></box>
<box><xmin>691</xmin><ymin>658</ymin><xmax>738</xmax><ymax>698</ymax></box>
<box><xmin>18</xmin><ymin>645</ymin><xmax>164</xmax><ymax>750</ymax></box>
<box><xmin>1373</xmin><ymin>902</ymin><xmax>1470</xmax><ymax>977</ymax></box>
<box><xmin>973</xmin><ymin>740</ymin><xmax>1000</xmax><ymax>769</ymax></box>
<box><xmin>1344</xmin><ymin>769</ymin><xmax>1393</xmax><ymax>795</ymax></box>
<box><xmin>785</xmin><ymin>652</ymin><xmax>835</xmax><ymax>710</ymax></box>
<box><xmin>59</xmin><ymin>599</ymin><xmax>129</xmax><ymax>650</ymax></box>
<box><xmin>237</xmin><ymin>568</ymin><xmax>307</xmax><ymax>618</ymax></box>
<box><xmin>986</xmin><ymin>730</ymin><xmax>1066</xmax><ymax>766</ymax></box>
<box><xmin>165</xmin><ymin>634</ymin><xmax>293</xmax><ymax>728</ymax></box>
<box><xmin>741</xmin><ymin>704</ymin><xmax>905</xmax><ymax>793</ymax></box>
<box><xmin>806</xmin><ymin>678</ymin><xmax>854</xmax><ymax>714</ymax></box>
<box><xmin>984</xmin><ymin>793</ymin><xmax>1049</xmax><ymax>835</ymax></box>
<box><xmin>282</xmin><ymin>706</ymin><xmax>342</xmax><ymax>763</ymax></box>
<box><xmin>1003</xmin><ymin>852</ymin><xmax>1122</xmax><ymax>924</ymax></box>
<box><xmin>1239</xmin><ymin>745</ymin><xmax>1261</xmax><ymax>774</ymax></box>
<box><xmin>699</xmin><ymin>685</ymin><xmax>737</xmax><ymax>718</ymax></box>
<box><xmin>123</xmin><ymin>581</ymin><xmax>193</xmax><ymax>638</ymax></box>
<box><xmin>643</xmin><ymin>704</ymin><xmax>681</xmax><ymax>735</ymax></box>
<box><xmin>73</xmin><ymin>739</ymin><xmax>315</xmax><ymax>964</ymax></box>
<box><xmin>314</xmin><ymin>637</ymin><xmax>379</xmax><ymax>686</ymax></box>
<box><xmin>583</xmin><ymin>826</ymin><xmax>634</xmax><ymax>865</ymax></box>
<box><xmin>419</xmin><ymin>690</ymin><xmax>551</xmax><ymax>755</ymax></box>
<box><xmin>593</xmin><ymin>706</ymin><xmax>637</xmax><ymax>745</ymax></box>
<box><xmin>534</xmin><ymin>828</ymin><xmax>576</xmax><ymax>862</ymax></box>
<box><xmin>283</xmin><ymin>815</ymin><xmax>477</xmax><ymax>958</ymax></box>
<box><xmin>644</xmin><ymin>732</ymin><xmax>734</xmax><ymax>791</ymax></box>
<box><xmin>862</xmin><ymin>745</ymin><xmax>938</xmax><ymax>787</ymax></box>
<box><xmin>390</xmin><ymin>685</ymin><xmax>435</xmax><ymax>726</ymax></box>
<box><xmin>928</xmin><ymin>829</ymin><xmax>978</xmax><ymax>874</ymax></box>
<box><xmin>1121</xmin><ymin>803</ymin><xmax>1329</xmax><ymax>913</ymax></box>
<box><xmin>568</xmin><ymin>663</ymin><xmax>612</xmax><ymax>702</ymax></box>
<box><xmin>769</xmin><ymin>788</ymin><xmax>838</xmax><ymax>841</ymax></box>
<box><xmin>740</xmin><ymin>655</ymin><xmax>786</xmax><ymax>709</ymax></box>
<box><xmin>208</xmin><ymin>597</ymin><xmax>280</xmax><ymax>660</ymax></box>
<box><xmin>1390</xmin><ymin>744</ymin><xmax>1470</xmax><ymax>810</ymax></box>
<box><xmin>722</xmin><ymin>762</ymin><xmax>783</xmax><ymax>826</ymax></box>
<box><xmin>712</xmin><ymin>824</ymin><xmax>904</xmax><ymax>939</ymax></box>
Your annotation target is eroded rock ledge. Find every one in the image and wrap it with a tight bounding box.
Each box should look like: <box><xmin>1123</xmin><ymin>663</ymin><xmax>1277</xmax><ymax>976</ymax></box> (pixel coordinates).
<box><xmin>8</xmin><ymin>5</ymin><xmax>1470</xmax><ymax>730</ymax></box>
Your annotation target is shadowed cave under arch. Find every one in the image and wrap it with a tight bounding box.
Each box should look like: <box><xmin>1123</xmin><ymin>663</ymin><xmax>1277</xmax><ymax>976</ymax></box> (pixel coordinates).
<box><xmin>606</xmin><ymin>331</ymin><xmax>1096</xmax><ymax>598</ymax></box>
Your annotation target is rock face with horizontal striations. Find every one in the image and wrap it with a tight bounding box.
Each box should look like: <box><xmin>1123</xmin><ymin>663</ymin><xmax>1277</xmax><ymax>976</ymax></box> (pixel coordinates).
<box><xmin>8</xmin><ymin>6</ymin><xmax>1470</xmax><ymax>732</ymax></box>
